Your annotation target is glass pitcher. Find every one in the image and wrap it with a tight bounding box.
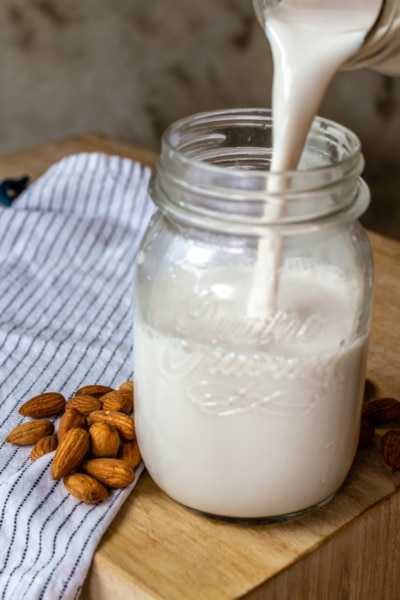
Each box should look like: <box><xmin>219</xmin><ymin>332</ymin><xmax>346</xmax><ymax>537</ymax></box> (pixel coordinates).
<box><xmin>253</xmin><ymin>0</ymin><xmax>400</xmax><ymax>76</ymax></box>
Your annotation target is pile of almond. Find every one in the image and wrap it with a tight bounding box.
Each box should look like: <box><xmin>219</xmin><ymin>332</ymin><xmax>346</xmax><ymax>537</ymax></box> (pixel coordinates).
<box><xmin>5</xmin><ymin>381</ymin><xmax>141</xmax><ymax>504</ymax></box>
<box><xmin>359</xmin><ymin>390</ymin><xmax>400</xmax><ymax>473</ymax></box>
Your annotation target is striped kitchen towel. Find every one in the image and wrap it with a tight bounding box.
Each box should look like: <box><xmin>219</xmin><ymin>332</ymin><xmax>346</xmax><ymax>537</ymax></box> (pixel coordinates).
<box><xmin>0</xmin><ymin>152</ymin><xmax>154</xmax><ymax>599</ymax></box>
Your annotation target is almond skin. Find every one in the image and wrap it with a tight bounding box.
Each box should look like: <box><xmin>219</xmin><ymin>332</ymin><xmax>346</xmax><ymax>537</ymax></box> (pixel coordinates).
<box><xmin>64</xmin><ymin>472</ymin><xmax>109</xmax><ymax>504</ymax></box>
<box><xmin>87</xmin><ymin>411</ymin><xmax>135</xmax><ymax>440</ymax></box>
<box><xmin>6</xmin><ymin>419</ymin><xmax>54</xmax><ymax>445</ymax></box>
<box><xmin>119</xmin><ymin>380</ymin><xmax>134</xmax><ymax>394</ymax></box>
<box><xmin>119</xmin><ymin>381</ymin><xmax>134</xmax><ymax>410</ymax></box>
<box><xmin>52</xmin><ymin>428</ymin><xmax>90</xmax><ymax>479</ymax></box>
<box><xmin>118</xmin><ymin>439</ymin><xmax>142</xmax><ymax>469</ymax></box>
<box><xmin>67</xmin><ymin>395</ymin><xmax>102</xmax><ymax>416</ymax></box>
<box><xmin>30</xmin><ymin>434</ymin><xmax>58</xmax><ymax>461</ymax></box>
<box><xmin>57</xmin><ymin>407</ymin><xmax>86</xmax><ymax>442</ymax></box>
<box><xmin>89</xmin><ymin>423</ymin><xmax>120</xmax><ymax>458</ymax></box>
<box><xmin>101</xmin><ymin>390</ymin><xmax>133</xmax><ymax>414</ymax></box>
<box><xmin>82</xmin><ymin>457</ymin><xmax>135</xmax><ymax>488</ymax></box>
<box><xmin>19</xmin><ymin>392</ymin><xmax>66</xmax><ymax>418</ymax></box>
<box><xmin>362</xmin><ymin>397</ymin><xmax>400</xmax><ymax>423</ymax></box>
<box><xmin>75</xmin><ymin>385</ymin><xmax>114</xmax><ymax>398</ymax></box>
<box><xmin>381</xmin><ymin>430</ymin><xmax>400</xmax><ymax>472</ymax></box>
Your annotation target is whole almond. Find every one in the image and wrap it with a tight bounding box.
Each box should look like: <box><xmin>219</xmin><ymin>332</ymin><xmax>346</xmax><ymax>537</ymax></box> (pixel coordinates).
<box><xmin>89</xmin><ymin>423</ymin><xmax>120</xmax><ymax>458</ymax></box>
<box><xmin>52</xmin><ymin>428</ymin><xmax>90</xmax><ymax>479</ymax></box>
<box><xmin>362</xmin><ymin>397</ymin><xmax>400</xmax><ymax>423</ymax></box>
<box><xmin>30</xmin><ymin>434</ymin><xmax>58</xmax><ymax>461</ymax></box>
<box><xmin>101</xmin><ymin>390</ymin><xmax>133</xmax><ymax>414</ymax></box>
<box><xmin>75</xmin><ymin>385</ymin><xmax>114</xmax><ymax>398</ymax></box>
<box><xmin>358</xmin><ymin>417</ymin><xmax>375</xmax><ymax>446</ymax></box>
<box><xmin>67</xmin><ymin>395</ymin><xmax>102</xmax><ymax>416</ymax></box>
<box><xmin>64</xmin><ymin>472</ymin><xmax>109</xmax><ymax>504</ymax></box>
<box><xmin>119</xmin><ymin>380</ymin><xmax>134</xmax><ymax>394</ymax></box>
<box><xmin>87</xmin><ymin>411</ymin><xmax>135</xmax><ymax>440</ymax></box>
<box><xmin>19</xmin><ymin>392</ymin><xmax>66</xmax><ymax>418</ymax></box>
<box><xmin>381</xmin><ymin>430</ymin><xmax>400</xmax><ymax>472</ymax></box>
<box><xmin>118</xmin><ymin>439</ymin><xmax>142</xmax><ymax>469</ymax></box>
<box><xmin>82</xmin><ymin>457</ymin><xmax>135</xmax><ymax>488</ymax></box>
<box><xmin>57</xmin><ymin>407</ymin><xmax>86</xmax><ymax>442</ymax></box>
<box><xmin>6</xmin><ymin>419</ymin><xmax>54</xmax><ymax>445</ymax></box>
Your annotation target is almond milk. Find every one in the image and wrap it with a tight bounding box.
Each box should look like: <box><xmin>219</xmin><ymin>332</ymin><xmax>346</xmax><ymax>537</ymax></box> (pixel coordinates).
<box><xmin>134</xmin><ymin>264</ymin><xmax>368</xmax><ymax>518</ymax></box>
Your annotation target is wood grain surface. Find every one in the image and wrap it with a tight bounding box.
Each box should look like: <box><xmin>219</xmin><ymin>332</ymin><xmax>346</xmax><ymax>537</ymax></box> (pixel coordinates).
<box><xmin>1</xmin><ymin>134</ymin><xmax>399</xmax><ymax>600</ymax></box>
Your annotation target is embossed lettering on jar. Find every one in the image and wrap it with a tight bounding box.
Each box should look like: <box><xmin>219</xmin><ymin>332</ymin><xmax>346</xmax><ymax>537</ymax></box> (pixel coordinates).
<box><xmin>133</xmin><ymin>109</ymin><xmax>373</xmax><ymax>522</ymax></box>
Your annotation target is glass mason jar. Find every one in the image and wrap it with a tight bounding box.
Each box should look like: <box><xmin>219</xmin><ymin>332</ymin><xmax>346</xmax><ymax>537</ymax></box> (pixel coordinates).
<box><xmin>133</xmin><ymin>108</ymin><xmax>373</xmax><ymax>523</ymax></box>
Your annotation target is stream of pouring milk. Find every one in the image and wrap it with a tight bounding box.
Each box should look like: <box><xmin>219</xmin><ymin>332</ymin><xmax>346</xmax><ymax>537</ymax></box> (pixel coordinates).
<box><xmin>247</xmin><ymin>0</ymin><xmax>382</xmax><ymax>317</ymax></box>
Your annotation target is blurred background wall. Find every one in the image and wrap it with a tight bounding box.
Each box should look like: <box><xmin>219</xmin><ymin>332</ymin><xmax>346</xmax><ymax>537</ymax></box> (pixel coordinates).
<box><xmin>0</xmin><ymin>0</ymin><xmax>399</xmax><ymax>238</ymax></box>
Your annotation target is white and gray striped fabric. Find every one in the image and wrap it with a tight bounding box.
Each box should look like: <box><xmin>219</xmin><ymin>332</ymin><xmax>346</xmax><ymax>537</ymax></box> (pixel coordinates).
<box><xmin>0</xmin><ymin>153</ymin><xmax>154</xmax><ymax>599</ymax></box>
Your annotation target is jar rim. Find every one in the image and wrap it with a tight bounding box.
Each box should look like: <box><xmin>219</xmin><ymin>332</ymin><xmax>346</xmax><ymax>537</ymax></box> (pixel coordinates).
<box><xmin>162</xmin><ymin>108</ymin><xmax>362</xmax><ymax>180</ymax></box>
<box><xmin>152</xmin><ymin>108</ymin><xmax>369</xmax><ymax>233</ymax></box>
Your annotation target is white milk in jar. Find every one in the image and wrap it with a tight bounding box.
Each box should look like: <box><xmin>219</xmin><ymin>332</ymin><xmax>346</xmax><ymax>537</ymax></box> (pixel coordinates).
<box><xmin>135</xmin><ymin>264</ymin><xmax>368</xmax><ymax>518</ymax></box>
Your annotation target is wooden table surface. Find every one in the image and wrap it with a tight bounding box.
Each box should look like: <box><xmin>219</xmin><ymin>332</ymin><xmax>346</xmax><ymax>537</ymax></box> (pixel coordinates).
<box><xmin>1</xmin><ymin>133</ymin><xmax>400</xmax><ymax>600</ymax></box>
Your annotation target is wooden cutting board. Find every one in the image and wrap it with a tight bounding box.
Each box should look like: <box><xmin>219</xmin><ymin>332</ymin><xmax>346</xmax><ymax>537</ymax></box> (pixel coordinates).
<box><xmin>1</xmin><ymin>134</ymin><xmax>399</xmax><ymax>599</ymax></box>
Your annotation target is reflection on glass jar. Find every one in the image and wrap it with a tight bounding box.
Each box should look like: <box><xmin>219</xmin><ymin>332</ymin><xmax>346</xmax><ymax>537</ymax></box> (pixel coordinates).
<box><xmin>133</xmin><ymin>108</ymin><xmax>373</xmax><ymax>522</ymax></box>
